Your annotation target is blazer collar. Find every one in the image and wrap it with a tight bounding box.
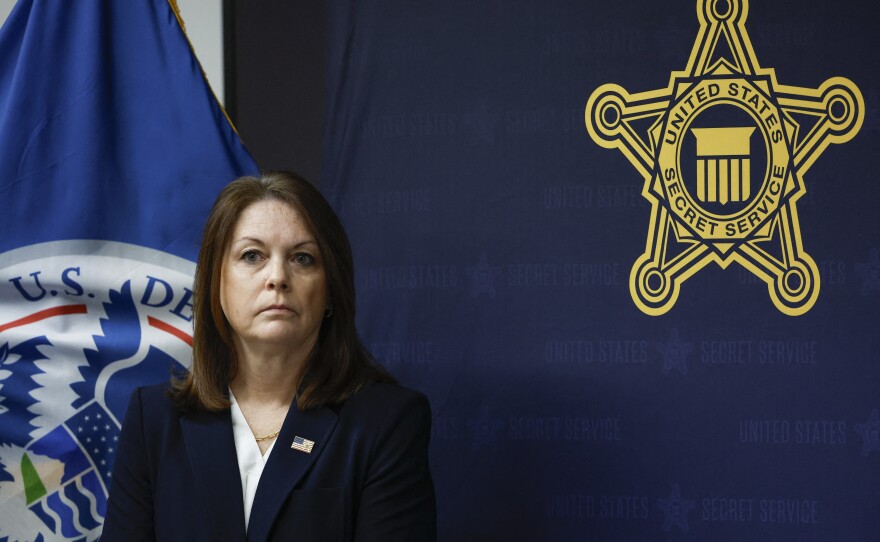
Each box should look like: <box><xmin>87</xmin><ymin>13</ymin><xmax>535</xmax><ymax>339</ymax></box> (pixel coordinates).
<box><xmin>245</xmin><ymin>401</ymin><xmax>339</xmax><ymax>542</ymax></box>
<box><xmin>180</xmin><ymin>407</ymin><xmax>247</xmax><ymax>541</ymax></box>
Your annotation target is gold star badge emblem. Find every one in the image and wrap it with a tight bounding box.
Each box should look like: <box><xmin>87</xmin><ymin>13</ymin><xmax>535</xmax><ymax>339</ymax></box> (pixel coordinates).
<box><xmin>586</xmin><ymin>0</ymin><xmax>863</xmax><ymax>315</ymax></box>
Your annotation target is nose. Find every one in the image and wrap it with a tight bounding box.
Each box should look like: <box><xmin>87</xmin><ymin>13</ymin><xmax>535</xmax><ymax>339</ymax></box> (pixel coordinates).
<box><xmin>265</xmin><ymin>259</ymin><xmax>290</xmax><ymax>291</ymax></box>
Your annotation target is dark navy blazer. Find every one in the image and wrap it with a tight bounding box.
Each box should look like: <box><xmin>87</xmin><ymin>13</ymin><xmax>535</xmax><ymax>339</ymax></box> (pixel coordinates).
<box><xmin>101</xmin><ymin>382</ymin><xmax>436</xmax><ymax>541</ymax></box>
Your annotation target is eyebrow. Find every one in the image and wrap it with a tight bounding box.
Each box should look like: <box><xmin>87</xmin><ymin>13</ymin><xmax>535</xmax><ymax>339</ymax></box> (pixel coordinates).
<box><xmin>231</xmin><ymin>237</ymin><xmax>318</xmax><ymax>249</ymax></box>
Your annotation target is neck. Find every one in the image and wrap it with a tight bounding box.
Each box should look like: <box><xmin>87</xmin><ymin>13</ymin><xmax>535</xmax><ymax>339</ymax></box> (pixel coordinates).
<box><xmin>229</xmin><ymin>341</ymin><xmax>313</xmax><ymax>408</ymax></box>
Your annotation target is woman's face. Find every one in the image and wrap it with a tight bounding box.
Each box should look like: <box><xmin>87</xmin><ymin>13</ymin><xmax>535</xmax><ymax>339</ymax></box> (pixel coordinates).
<box><xmin>220</xmin><ymin>199</ymin><xmax>327</xmax><ymax>357</ymax></box>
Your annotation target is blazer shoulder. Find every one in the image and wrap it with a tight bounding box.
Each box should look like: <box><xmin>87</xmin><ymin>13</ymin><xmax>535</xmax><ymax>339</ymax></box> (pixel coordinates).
<box><xmin>137</xmin><ymin>381</ymin><xmax>174</xmax><ymax>403</ymax></box>
<box><xmin>346</xmin><ymin>381</ymin><xmax>430</xmax><ymax>414</ymax></box>
<box><xmin>129</xmin><ymin>381</ymin><xmax>176</xmax><ymax>410</ymax></box>
<box><xmin>337</xmin><ymin>382</ymin><xmax>431</xmax><ymax>438</ymax></box>
<box><xmin>121</xmin><ymin>381</ymin><xmax>183</xmax><ymax>431</ymax></box>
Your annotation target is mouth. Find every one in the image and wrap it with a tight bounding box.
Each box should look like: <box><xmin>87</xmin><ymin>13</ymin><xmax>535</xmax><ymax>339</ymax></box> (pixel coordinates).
<box><xmin>260</xmin><ymin>304</ymin><xmax>295</xmax><ymax>314</ymax></box>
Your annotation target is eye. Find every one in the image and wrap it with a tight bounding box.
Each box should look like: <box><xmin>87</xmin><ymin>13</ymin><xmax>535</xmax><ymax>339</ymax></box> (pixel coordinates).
<box><xmin>293</xmin><ymin>252</ymin><xmax>316</xmax><ymax>266</ymax></box>
<box><xmin>240</xmin><ymin>250</ymin><xmax>263</xmax><ymax>264</ymax></box>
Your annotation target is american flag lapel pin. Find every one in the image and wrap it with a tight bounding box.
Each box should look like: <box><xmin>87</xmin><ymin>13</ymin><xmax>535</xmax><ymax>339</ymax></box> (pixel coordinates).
<box><xmin>291</xmin><ymin>435</ymin><xmax>315</xmax><ymax>454</ymax></box>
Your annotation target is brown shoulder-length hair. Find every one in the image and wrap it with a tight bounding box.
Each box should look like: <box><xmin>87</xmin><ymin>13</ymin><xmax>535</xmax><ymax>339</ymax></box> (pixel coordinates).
<box><xmin>171</xmin><ymin>171</ymin><xmax>395</xmax><ymax>412</ymax></box>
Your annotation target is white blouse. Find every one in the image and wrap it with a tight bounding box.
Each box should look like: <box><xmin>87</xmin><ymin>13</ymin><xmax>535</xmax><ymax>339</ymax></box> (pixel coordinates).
<box><xmin>229</xmin><ymin>390</ymin><xmax>276</xmax><ymax>531</ymax></box>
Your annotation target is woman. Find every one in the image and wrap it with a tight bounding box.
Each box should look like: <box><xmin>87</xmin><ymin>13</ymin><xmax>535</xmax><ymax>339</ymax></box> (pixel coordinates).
<box><xmin>102</xmin><ymin>172</ymin><xmax>436</xmax><ymax>541</ymax></box>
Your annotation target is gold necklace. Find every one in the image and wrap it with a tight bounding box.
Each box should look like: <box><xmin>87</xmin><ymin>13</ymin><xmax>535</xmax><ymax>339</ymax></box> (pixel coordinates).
<box><xmin>254</xmin><ymin>428</ymin><xmax>281</xmax><ymax>442</ymax></box>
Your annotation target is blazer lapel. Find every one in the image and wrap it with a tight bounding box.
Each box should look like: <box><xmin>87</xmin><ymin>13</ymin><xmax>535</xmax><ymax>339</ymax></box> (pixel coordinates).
<box><xmin>245</xmin><ymin>403</ymin><xmax>339</xmax><ymax>542</ymax></box>
<box><xmin>180</xmin><ymin>408</ymin><xmax>247</xmax><ymax>541</ymax></box>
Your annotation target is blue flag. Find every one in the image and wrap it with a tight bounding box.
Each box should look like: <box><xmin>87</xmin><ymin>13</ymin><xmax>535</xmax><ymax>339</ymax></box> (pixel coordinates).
<box><xmin>0</xmin><ymin>1</ymin><xmax>257</xmax><ymax>539</ymax></box>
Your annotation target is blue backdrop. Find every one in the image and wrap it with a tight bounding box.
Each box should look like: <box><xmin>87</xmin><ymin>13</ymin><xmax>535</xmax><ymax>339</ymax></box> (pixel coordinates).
<box><xmin>322</xmin><ymin>0</ymin><xmax>879</xmax><ymax>540</ymax></box>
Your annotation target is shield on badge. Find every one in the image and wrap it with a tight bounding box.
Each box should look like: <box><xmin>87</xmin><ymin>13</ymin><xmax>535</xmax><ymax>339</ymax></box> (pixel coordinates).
<box><xmin>691</xmin><ymin>127</ymin><xmax>756</xmax><ymax>205</ymax></box>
